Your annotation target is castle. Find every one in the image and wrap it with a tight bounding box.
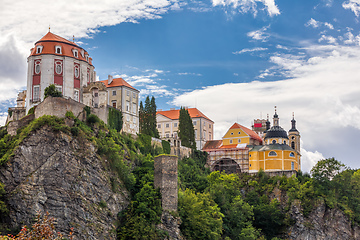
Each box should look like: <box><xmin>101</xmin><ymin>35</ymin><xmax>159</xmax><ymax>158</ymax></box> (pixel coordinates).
<box><xmin>6</xmin><ymin>31</ymin><xmax>139</xmax><ymax>135</ymax></box>
<box><xmin>202</xmin><ymin>108</ymin><xmax>301</xmax><ymax>175</ymax></box>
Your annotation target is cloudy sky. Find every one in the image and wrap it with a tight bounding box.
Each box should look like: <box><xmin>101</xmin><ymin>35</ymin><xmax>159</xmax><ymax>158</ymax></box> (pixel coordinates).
<box><xmin>1</xmin><ymin>0</ymin><xmax>360</xmax><ymax>172</ymax></box>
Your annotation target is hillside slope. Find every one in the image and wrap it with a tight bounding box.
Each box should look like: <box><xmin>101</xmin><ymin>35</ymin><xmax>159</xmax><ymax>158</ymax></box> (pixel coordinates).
<box><xmin>0</xmin><ymin>124</ymin><xmax>129</xmax><ymax>239</ymax></box>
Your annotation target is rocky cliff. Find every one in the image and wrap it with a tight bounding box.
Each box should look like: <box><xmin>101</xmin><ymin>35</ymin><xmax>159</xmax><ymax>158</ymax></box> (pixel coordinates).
<box><xmin>287</xmin><ymin>200</ymin><xmax>360</xmax><ymax>240</ymax></box>
<box><xmin>0</xmin><ymin>125</ymin><xmax>129</xmax><ymax>239</ymax></box>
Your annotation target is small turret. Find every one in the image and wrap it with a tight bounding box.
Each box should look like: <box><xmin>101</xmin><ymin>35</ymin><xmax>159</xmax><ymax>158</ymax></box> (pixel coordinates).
<box><xmin>273</xmin><ymin>106</ymin><xmax>279</xmax><ymax>126</ymax></box>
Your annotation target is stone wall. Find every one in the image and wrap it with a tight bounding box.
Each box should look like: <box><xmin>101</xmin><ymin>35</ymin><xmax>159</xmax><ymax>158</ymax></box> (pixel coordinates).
<box><xmin>249</xmin><ymin>170</ymin><xmax>297</xmax><ymax>178</ymax></box>
<box><xmin>35</xmin><ymin>96</ymin><xmax>86</xmax><ymax>121</ymax></box>
<box><xmin>7</xmin><ymin>114</ymin><xmax>35</xmax><ymax>136</ymax></box>
<box><xmin>5</xmin><ymin>107</ymin><xmax>26</xmax><ymax>125</ymax></box>
<box><xmin>154</xmin><ymin>155</ymin><xmax>178</xmax><ymax>212</ymax></box>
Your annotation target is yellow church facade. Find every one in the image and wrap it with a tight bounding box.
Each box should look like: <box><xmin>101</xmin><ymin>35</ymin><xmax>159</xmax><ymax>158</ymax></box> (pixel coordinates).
<box><xmin>203</xmin><ymin>109</ymin><xmax>301</xmax><ymax>174</ymax></box>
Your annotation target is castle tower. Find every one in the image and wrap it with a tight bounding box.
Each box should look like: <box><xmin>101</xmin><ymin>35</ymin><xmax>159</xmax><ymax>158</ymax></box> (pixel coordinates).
<box><xmin>26</xmin><ymin>31</ymin><xmax>96</xmax><ymax>113</ymax></box>
<box><xmin>288</xmin><ymin>113</ymin><xmax>300</xmax><ymax>154</ymax></box>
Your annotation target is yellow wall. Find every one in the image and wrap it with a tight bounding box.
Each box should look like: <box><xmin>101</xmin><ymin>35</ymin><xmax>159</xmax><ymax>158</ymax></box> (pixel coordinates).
<box><xmin>222</xmin><ymin>128</ymin><xmax>250</xmax><ymax>145</ymax></box>
<box><xmin>249</xmin><ymin>149</ymin><xmax>299</xmax><ymax>171</ymax></box>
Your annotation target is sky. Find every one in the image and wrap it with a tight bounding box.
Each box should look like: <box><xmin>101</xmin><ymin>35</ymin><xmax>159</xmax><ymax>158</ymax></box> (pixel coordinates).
<box><xmin>1</xmin><ymin>0</ymin><xmax>360</xmax><ymax>173</ymax></box>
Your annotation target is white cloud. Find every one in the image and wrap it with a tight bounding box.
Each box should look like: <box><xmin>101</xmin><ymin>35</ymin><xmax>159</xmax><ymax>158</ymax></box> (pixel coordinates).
<box><xmin>211</xmin><ymin>0</ymin><xmax>280</xmax><ymax>17</ymax></box>
<box><xmin>178</xmin><ymin>72</ymin><xmax>202</xmax><ymax>76</ymax></box>
<box><xmin>301</xmin><ymin>148</ymin><xmax>325</xmax><ymax>173</ymax></box>
<box><xmin>305</xmin><ymin>18</ymin><xmax>334</xmax><ymax>29</ymax></box>
<box><xmin>343</xmin><ymin>0</ymin><xmax>360</xmax><ymax>17</ymax></box>
<box><xmin>306</xmin><ymin>18</ymin><xmax>320</xmax><ymax>28</ymax></box>
<box><xmin>233</xmin><ymin>47</ymin><xmax>268</xmax><ymax>54</ymax></box>
<box><xmin>247</xmin><ymin>25</ymin><xmax>270</xmax><ymax>42</ymax></box>
<box><xmin>173</xmin><ymin>44</ymin><xmax>360</xmax><ymax>171</ymax></box>
<box><xmin>319</xmin><ymin>35</ymin><xmax>337</xmax><ymax>44</ymax></box>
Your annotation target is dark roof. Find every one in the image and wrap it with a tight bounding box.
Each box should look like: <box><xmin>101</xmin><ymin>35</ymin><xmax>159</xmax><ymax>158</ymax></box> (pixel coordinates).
<box><xmin>264</xmin><ymin>126</ymin><xmax>289</xmax><ymax>139</ymax></box>
<box><xmin>249</xmin><ymin>144</ymin><xmax>294</xmax><ymax>152</ymax></box>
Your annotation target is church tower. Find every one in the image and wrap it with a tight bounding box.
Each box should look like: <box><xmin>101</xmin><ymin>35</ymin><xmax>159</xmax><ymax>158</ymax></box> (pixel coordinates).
<box><xmin>288</xmin><ymin>113</ymin><xmax>300</xmax><ymax>154</ymax></box>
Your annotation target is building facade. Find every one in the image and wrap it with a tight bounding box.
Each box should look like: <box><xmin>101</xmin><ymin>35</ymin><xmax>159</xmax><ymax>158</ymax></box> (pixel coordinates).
<box><xmin>156</xmin><ymin>108</ymin><xmax>214</xmax><ymax>150</ymax></box>
<box><xmin>26</xmin><ymin>31</ymin><xmax>95</xmax><ymax>113</ymax></box>
<box><xmin>203</xmin><ymin>109</ymin><xmax>301</xmax><ymax>175</ymax></box>
<box><xmin>12</xmin><ymin>31</ymin><xmax>139</xmax><ymax>134</ymax></box>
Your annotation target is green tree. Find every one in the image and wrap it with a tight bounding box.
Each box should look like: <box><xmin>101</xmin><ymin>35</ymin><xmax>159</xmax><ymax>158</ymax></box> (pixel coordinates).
<box><xmin>178</xmin><ymin>107</ymin><xmax>196</xmax><ymax>149</ymax></box>
<box><xmin>139</xmin><ymin>96</ymin><xmax>159</xmax><ymax>138</ymax></box>
<box><xmin>44</xmin><ymin>84</ymin><xmax>62</xmax><ymax>98</ymax></box>
<box><xmin>178</xmin><ymin>188</ymin><xmax>223</xmax><ymax>240</ymax></box>
<box><xmin>311</xmin><ymin>158</ymin><xmax>346</xmax><ymax>182</ymax></box>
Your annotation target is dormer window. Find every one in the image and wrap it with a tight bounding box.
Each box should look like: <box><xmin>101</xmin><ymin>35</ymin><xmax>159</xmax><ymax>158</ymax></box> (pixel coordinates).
<box><xmin>72</xmin><ymin>49</ymin><xmax>78</xmax><ymax>58</ymax></box>
<box><xmin>85</xmin><ymin>54</ymin><xmax>89</xmax><ymax>61</ymax></box>
<box><xmin>36</xmin><ymin>46</ymin><xmax>43</xmax><ymax>54</ymax></box>
<box><xmin>55</xmin><ymin>46</ymin><xmax>62</xmax><ymax>54</ymax></box>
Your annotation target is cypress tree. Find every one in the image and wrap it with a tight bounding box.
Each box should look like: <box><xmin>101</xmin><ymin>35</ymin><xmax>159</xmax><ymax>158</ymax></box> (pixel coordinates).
<box><xmin>139</xmin><ymin>96</ymin><xmax>159</xmax><ymax>138</ymax></box>
<box><xmin>178</xmin><ymin>107</ymin><xmax>196</xmax><ymax>149</ymax></box>
<box><xmin>139</xmin><ymin>101</ymin><xmax>144</xmax><ymax>134</ymax></box>
<box><xmin>150</xmin><ymin>96</ymin><xmax>160</xmax><ymax>138</ymax></box>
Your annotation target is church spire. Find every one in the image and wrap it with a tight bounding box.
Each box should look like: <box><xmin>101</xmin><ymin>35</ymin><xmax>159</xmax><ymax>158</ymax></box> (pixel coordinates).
<box><xmin>290</xmin><ymin>112</ymin><xmax>298</xmax><ymax>132</ymax></box>
<box><xmin>273</xmin><ymin>106</ymin><xmax>279</xmax><ymax>126</ymax></box>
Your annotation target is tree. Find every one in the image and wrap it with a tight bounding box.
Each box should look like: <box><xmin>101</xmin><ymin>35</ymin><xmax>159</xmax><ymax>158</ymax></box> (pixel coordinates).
<box><xmin>311</xmin><ymin>158</ymin><xmax>346</xmax><ymax>182</ymax></box>
<box><xmin>44</xmin><ymin>84</ymin><xmax>62</xmax><ymax>98</ymax></box>
<box><xmin>178</xmin><ymin>107</ymin><xmax>196</xmax><ymax>149</ymax></box>
<box><xmin>139</xmin><ymin>96</ymin><xmax>159</xmax><ymax>138</ymax></box>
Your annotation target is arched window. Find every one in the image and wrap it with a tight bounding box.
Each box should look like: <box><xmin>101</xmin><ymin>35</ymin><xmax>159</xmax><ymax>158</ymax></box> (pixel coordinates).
<box><xmin>283</xmin><ymin>140</ymin><xmax>286</xmax><ymax>144</ymax></box>
<box><xmin>290</xmin><ymin>152</ymin><xmax>295</xmax><ymax>157</ymax></box>
<box><xmin>55</xmin><ymin>46</ymin><xmax>62</xmax><ymax>54</ymax></box>
<box><xmin>74</xmin><ymin>65</ymin><xmax>80</xmax><ymax>78</ymax></box>
<box><xmin>55</xmin><ymin>61</ymin><xmax>62</xmax><ymax>74</ymax></box>
<box><xmin>269</xmin><ymin>151</ymin><xmax>277</xmax><ymax>156</ymax></box>
<box><xmin>291</xmin><ymin>141</ymin><xmax>295</xmax><ymax>149</ymax></box>
<box><xmin>34</xmin><ymin>60</ymin><xmax>41</xmax><ymax>74</ymax></box>
<box><xmin>272</xmin><ymin>140</ymin><xmax>276</xmax><ymax>144</ymax></box>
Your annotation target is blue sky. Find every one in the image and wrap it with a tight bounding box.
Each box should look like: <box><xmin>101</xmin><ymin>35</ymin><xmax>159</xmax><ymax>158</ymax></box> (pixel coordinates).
<box><xmin>1</xmin><ymin>0</ymin><xmax>360</xmax><ymax>172</ymax></box>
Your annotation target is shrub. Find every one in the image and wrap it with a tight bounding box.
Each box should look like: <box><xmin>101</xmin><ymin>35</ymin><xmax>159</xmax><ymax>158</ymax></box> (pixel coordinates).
<box><xmin>44</xmin><ymin>84</ymin><xmax>62</xmax><ymax>98</ymax></box>
<box><xmin>27</xmin><ymin>106</ymin><xmax>35</xmax><ymax>115</ymax></box>
<box><xmin>87</xmin><ymin>114</ymin><xmax>100</xmax><ymax>124</ymax></box>
<box><xmin>65</xmin><ymin>111</ymin><xmax>75</xmax><ymax>119</ymax></box>
<box><xmin>161</xmin><ymin>140</ymin><xmax>171</xmax><ymax>154</ymax></box>
<box><xmin>71</xmin><ymin>127</ymin><xmax>79</xmax><ymax>136</ymax></box>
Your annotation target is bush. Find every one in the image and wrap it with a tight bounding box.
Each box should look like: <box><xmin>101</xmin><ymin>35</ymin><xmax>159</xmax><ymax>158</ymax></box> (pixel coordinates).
<box><xmin>65</xmin><ymin>111</ymin><xmax>75</xmax><ymax>119</ymax></box>
<box><xmin>71</xmin><ymin>127</ymin><xmax>79</xmax><ymax>136</ymax></box>
<box><xmin>87</xmin><ymin>114</ymin><xmax>100</xmax><ymax>124</ymax></box>
<box><xmin>161</xmin><ymin>140</ymin><xmax>171</xmax><ymax>154</ymax></box>
<box><xmin>44</xmin><ymin>84</ymin><xmax>62</xmax><ymax>98</ymax></box>
<box><xmin>27</xmin><ymin>106</ymin><xmax>36</xmax><ymax>115</ymax></box>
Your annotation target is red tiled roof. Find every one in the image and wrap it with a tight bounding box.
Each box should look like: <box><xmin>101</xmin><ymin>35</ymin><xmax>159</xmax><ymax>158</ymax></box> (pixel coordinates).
<box><xmin>220</xmin><ymin>144</ymin><xmax>238</xmax><ymax>149</ymax></box>
<box><xmin>229</xmin><ymin>123</ymin><xmax>263</xmax><ymax>143</ymax></box>
<box><xmin>37</xmin><ymin>32</ymin><xmax>77</xmax><ymax>46</ymax></box>
<box><xmin>99</xmin><ymin>78</ymin><xmax>138</xmax><ymax>91</ymax></box>
<box><xmin>29</xmin><ymin>32</ymin><xmax>92</xmax><ymax>65</ymax></box>
<box><xmin>202</xmin><ymin>140</ymin><xmax>222</xmax><ymax>150</ymax></box>
<box><xmin>156</xmin><ymin>108</ymin><xmax>213</xmax><ymax>122</ymax></box>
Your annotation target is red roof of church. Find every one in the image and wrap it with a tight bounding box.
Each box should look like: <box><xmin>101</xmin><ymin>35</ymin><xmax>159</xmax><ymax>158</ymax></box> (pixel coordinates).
<box><xmin>157</xmin><ymin>108</ymin><xmax>214</xmax><ymax>122</ymax></box>
<box><xmin>229</xmin><ymin>123</ymin><xmax>263</xmax><ymax>143</ymax></box>
<box><xmin>202</xmin><ymin>140</ymin><xmax>223</xmax><ymax>150</ymax></box>
<box><xmin>99</xmin><ymin>78</ymin><xmax>138</xmax><ymax>91</ymax></box>
<box><xmin>29</xmin><ymin>32</ymin><xmax>92</xmax><ymax>65</ymax></box>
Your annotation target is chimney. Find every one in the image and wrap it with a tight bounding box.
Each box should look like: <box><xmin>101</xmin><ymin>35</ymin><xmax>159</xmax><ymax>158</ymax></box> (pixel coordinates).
<box><xmin>108</xmin><ymin>75</ymin><xmax>113</xmax><ymax>84</ymax></box>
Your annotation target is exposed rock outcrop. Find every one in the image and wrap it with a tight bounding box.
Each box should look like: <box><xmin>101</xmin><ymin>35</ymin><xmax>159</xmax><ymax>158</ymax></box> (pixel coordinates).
<box><xmin>0</xmin><ymin>126</ymin><xmax>129</xmax><ymax>239</ymax></box>
<box><xmin>288</xmin><ymin>200</ymin><xmax>360</xmax><ymax>240</ymax></box>
<box><xmin>157</xmin><ymin>211</ymin><xmax>183</xmax><ymax>240</ymax></box>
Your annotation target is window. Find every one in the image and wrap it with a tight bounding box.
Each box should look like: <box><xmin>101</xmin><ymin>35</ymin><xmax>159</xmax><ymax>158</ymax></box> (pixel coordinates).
<box><xmin>269</xmin><ymin>151</ymin><xmax>277</xmax><ymax>156</ymax></box>
<box><xmin>133</xmin><ymin>103</ymin><xmax>136</xmax><ymax>113</ymax></box>
<box><xmin>166</xmin><ymin>123</ymin><xmax>169</xmax><ymax>128</ymax></box>
<box><xmin>230</xmin><ymin>140</ymin><xmax>233</xmax><ymax>144</ymax></box>
<box><xmin>290</xmin><ymin>152</ymin><xmax>295</xmax><ymax>157</ymax></box>
<box><xmin>112</xmin><ymin>101</ymin><xmax>117</xmax><ymax>108</ymax></box>
<box><xmin>291</xmin><ymin>162</ymin><xmax>295</xmax><ymax>170</ymax></box>
<box><xmin>133</xmin><ymin>93</ymin><xmax>136</xmax><ymax>99</ymax></box>
<box><xmin>209</xmin><ymin>124</ymin><xmax>211</xmax><ymax>128</ymax></box>
<box><xmin>73</xmin><ymin>49</ymin><xmax>78</xmax><ymax>58</ymax></box>
<box><xmin>173</xmin><ymin>132</ymin><xmax>177</xmax><ymax>137</ymax></box>
<box><xmin>94</xmin><ymin>93</ymin><xmax>98</xmax><ymax>97</ymax></box>
<box><xmin>36</xmin><ymin>46</ymin><xmax>43</xmax><ymax>54</ymax></box>
<box><xmin>292</xmin><ymin>136</ymin><xmax>295</xmax><ymax>139</ymax></box>
<box><xmin>55</xmin><ymin>46</ymin><xmax>62</xmax><ymax>54</ymax></box>
<box><xmin>272</xmin><ymin>140</ymin><xmax>276</xmax><ymax>144</ymax></box>
<box><xmin>291</xmin><ymin>141</ymin><xmax>295</xmax><ymax>149</ymax></box>
<box><xmin>56</xmin><ymin>86</ymin><xmax>62</xmax><ymax>93</ymax></box>
<box><xmin>158</xmin><ymin>124</ymin><xmax>161</xmax><ymax>128</ymax></box>
<box><xmin>74</xmin><ymin>90</ymin><xmax>79</xmax><ymax>101</ymax></box>
<box><xmin>33</xmin><ymin>85</ymin><xmax>40</xmax><ymax>100</ymax></box>
<box><xmin>238</xmin><ymin>139</ymin><xmax>241</xmax><ymax>143</ymax></box>
<box><xmin>231</xmin><ymin>132</ymin><xmax>233</xmax><ymax>135</ymax></box>
<box><xmin>209</xmin><ymin>133</ymin><xmax>211</xmax><ymax>140</ymax></box>
<box><xmin>193</xmin><ymin>121</ymin><xmax>196</xmax><ymax>125</ymax></box>
<box><xmin>94</xmin><ymin>103</ymin><xmax>98</xmax><ymax>108</ymax></box>
<box><xmin>112</xmin><ymin>90</ymin><xmax>116</xmax><ymax>96</ymax></box>
<box><xmin>34</xmin><ymin>60</ymin><xmax>41</xmax><ymax>74</ymax></box>
<box><xmin>166</xmin><ymin>133</ymin><xmax>169</xmax><ymax>138</ymax></box>
<box><xmin>55</xmin><ymin>61</ymin><xmax>62</xmax><ymax>74</ymax></box>
<box><xmin>74</xmin><ymin>65</ymin><xmax>79</xmax><ymax>78</ymax></box>
<box><xmin>126</xmin><ymin>102</ymin><xmax>130</xmax><ymax>111</ymax></box>
<box><xmin>174</xmin><ymin>123</ymin><xmax>178</xmax><ymax>127</ymax></box>
<box><xmin>127</xmin><ymin>90</ymin><xmax>129</xmax><ymax>96</ymax></box>
<box><xmin>283</xmin><ymin>140</ymin><xmax>286</xmax><ymax>144</ymax></box>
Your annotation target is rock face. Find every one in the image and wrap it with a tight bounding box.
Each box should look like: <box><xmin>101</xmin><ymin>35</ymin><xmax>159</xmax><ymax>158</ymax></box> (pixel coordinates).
<box><xmin>157</xmin><ymin>211</ymin><xmax>183</xmax><ymax>240</ymax></box>
<box><xmin>0</xmin><ymin>126</ymin><xmax>129</xmax><ymax>239</ymax></box>
<box><xmin>288</xmin><ymin>200</ymin><xmax>360</xmax><ymax>240</ymax></box>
